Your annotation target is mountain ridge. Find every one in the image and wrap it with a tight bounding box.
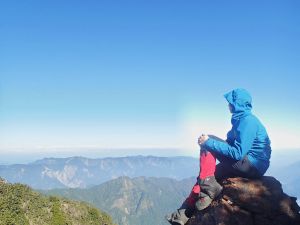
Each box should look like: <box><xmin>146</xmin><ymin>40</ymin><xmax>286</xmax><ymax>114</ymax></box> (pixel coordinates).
<box><xmin>0</xmin><ymin>177</ymin><xmax>115</xmax><ymax>225</ymax></box>
<box><xmin>0</xmin><ymin>155</ymin><xmax>199</xmax><ymax>189</ymax></box>
<box><xmin>42</xmin><ymin>176</ymin><xmax>196</xmax><ymax>225</ymax></box>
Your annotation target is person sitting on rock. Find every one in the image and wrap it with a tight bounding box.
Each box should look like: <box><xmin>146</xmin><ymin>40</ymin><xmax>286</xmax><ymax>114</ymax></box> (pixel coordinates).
<box><xmin>166</xmin><ymin>88</ymin><xmax>272</xmax><ymax>225</ymax></box>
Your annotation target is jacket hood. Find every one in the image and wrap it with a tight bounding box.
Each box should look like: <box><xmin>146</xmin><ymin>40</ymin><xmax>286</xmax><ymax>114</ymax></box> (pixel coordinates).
<box><xmin>224</xmin><ymin>88</ymin><xmax>252</xmax><ymax>122</ymax></box>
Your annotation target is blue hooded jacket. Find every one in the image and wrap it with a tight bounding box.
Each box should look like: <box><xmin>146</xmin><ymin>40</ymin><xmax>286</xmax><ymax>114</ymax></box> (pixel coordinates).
<box><xmin>202</xmin><ymin>88</ymin><xmax>272</xmax><ymax>175</ymax></box>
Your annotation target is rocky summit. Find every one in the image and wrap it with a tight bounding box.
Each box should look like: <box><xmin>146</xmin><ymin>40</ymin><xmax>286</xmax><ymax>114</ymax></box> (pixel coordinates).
<box><xmin>187</xmin><ymin>176</ymin><xmax>300</xmax><ymax>225</ymax></box>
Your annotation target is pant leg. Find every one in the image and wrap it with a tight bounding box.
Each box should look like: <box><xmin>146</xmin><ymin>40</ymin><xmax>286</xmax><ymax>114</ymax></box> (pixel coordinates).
<box><xmin>231</xmin><ymin>156</ymin><xmax>262</xmax><ymax>178</ymax></box>
<box><xmin>184</xmin><ymin>148</ymin><xmax>217</xmax><ymax>207</ymax></box>
<box><xmin>215</xmin><ymin>161</ymin><xmax>236</xmax><ymax>181</ymax></box>
<box><xmin>215</xmin><ymin>155</ymin><xmax>262</xmax><ymax>181</ymax></box>
<box><xmin>199</xmin><ymin>149</ymin><xmax>216</xmax><ymax>179</ymax></box>
<box><xmin>184</xmin><ymin>182</ymin><xmax>200</xmax><ymax>207</ymax></box>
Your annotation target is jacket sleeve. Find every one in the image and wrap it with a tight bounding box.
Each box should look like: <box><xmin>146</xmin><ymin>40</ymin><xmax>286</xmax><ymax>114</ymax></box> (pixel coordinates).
<box><xmin>203</xmin><ymin>119</ymin><xmax>257</xmax><ymax>161</ymax></box>
<box><xmin>226</xmin><ymin>128</ymin><xmax>234</xmax><ymax>145</ymax></box>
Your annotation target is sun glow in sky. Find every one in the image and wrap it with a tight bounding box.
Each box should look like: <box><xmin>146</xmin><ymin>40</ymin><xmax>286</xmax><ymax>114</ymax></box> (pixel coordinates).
<box><xmin>0</xmin><ymin>1</ymin><xmax>299</xmax><ymax>156</ymax></box>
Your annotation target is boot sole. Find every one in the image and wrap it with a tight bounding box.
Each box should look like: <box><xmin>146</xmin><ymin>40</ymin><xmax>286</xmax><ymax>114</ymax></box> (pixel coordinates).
<box><xmin>165</xmin><ymin>215</ymin><xmax>186</xmax><ymax>225</ymax></box>
<box><xmin>165</xmin><ymin>217</ymin><xmax>184</xmax><ymax>225</ymax></box>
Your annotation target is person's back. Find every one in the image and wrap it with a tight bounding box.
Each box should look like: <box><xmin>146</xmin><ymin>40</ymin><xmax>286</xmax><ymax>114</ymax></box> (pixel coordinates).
<box><xmin>244</xmin><ymin>114</ymin><xmax>272</xmax><ymax>175</ymax></box>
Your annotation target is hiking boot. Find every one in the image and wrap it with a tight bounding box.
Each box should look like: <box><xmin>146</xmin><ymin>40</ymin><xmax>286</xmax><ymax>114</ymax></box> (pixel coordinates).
<box><xmin>165</xmin><ymin>202</ymin><xmax>194</xmax><ymax>225</ymax></box>
<box><xmin>165</xmin><ymin>208</ymin><xmax>189</xmax><ymax>225</ymax></box>
<box><xmin>195</xmin><ymin>191</ymin><xmax>213</xmax><ymax>211</ymax></box>
<box><xmin>198</xmin><ymin>176</ymin><xmax>223</xmax><ymax>200</ymax></box>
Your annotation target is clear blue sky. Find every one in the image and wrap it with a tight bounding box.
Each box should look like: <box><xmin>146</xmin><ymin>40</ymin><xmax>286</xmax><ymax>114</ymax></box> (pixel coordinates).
<box><xmin>0</xmin><ymin>1</ymin><xmax>299</xmax><ymax>156</ymax></box>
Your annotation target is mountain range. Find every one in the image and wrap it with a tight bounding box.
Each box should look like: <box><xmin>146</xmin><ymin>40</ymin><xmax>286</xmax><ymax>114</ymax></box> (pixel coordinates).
<box><xmin>266</xmin><ymin>151</ymin><xmax>300</xmax><ymax>204</ymax></box>
<box><xmin>0</xmin><ymin>156</ymin><xmax>199</xmax><ymax>189</ymax></box>
<box><xmin>0</xmin><ymin>153</ymin><xmax>299</xmax><ymax>225</ymax></box>
<box><xmin>269</xmin><ymin>161</ymin><xmax>300</xmax><ymax>204</ymax></box>
<box><xmin>42</xmin><ymin>176</ymin><xmax>196</xmax><ymax>225</ymax></box>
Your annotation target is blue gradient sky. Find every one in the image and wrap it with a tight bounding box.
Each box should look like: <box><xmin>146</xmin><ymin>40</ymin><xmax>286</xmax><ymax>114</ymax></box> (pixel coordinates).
<box><xmin>0</xmin><ymin>1</ymin><xmax>299</xmax><ymax>156</ymax></box>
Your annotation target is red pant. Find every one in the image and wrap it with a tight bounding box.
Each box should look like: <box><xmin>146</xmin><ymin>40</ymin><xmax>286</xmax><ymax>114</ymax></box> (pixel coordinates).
<box><xmin>185</xmin><ymin>150</ymin><xmax>216</xmax><ymax>206</ymax></box>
